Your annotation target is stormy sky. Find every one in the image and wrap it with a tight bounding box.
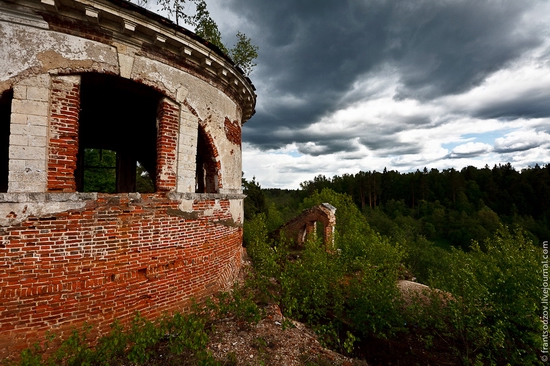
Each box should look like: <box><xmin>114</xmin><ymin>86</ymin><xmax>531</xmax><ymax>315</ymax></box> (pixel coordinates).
<box><xmin>158</xmin><ymin>0</ymin><xmax>550</xmax><ymax>188</ymax></box>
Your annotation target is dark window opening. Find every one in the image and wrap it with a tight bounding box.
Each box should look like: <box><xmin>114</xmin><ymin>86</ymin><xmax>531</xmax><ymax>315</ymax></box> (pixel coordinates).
<box><xmin>0</xmin><ymin>90</ymin><xmax>13</xmax><ymax>193</ymax></box>
<box><xmin>195</xmin><ymin>126</ymin><xmax>218</xmax><ymax>193</ymax></box>
<box><xmin>315</xmin><ymin>221</ymin><xmax>325</xmax><ymax>241</ymax></box>
<box><xmin>82</xmin><ymin>148</ymin><xmax>116</xmax><ymax>193</ymax></box>
<box><xmin>77</xmin><ymin>74</ymin><xmax>160</xmax><ymax>193</ymax></box>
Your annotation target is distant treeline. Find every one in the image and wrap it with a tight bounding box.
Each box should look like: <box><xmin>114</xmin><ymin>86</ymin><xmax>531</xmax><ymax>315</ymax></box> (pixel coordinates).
<box><xmin>301</xmin><ymin>163</ymin><xmax>550</xmax><ymax>217</ymax></box>
<box><xmin>248</xmin><ymin>163</ymin><xmax>550</xmax><ymax>249</ymax></box>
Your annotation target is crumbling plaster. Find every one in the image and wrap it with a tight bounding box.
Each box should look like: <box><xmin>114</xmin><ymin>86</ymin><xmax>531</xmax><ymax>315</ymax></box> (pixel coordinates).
<box><xmin>0</xmin><ymin>18</ymin><xmax>119</xmax><ymax>88</ymax></box>
<box><xmin>0</xmin><ymin>0</ymin><xmax>252</xmax><ymax>224</ymax></box>
<box><xmin>129</xmin><ymin>54</ymin><xmax>243</xmax><ymax>193</ymax></box>
<box><xmin>0</xmin><ymin>192</ymin><xmax>95</xmax><ymax>227</ymax></box>
<box><xmin>170</xmin><ymin>193</ymin><xmax>243</xmax><ymax>224</ymax></box>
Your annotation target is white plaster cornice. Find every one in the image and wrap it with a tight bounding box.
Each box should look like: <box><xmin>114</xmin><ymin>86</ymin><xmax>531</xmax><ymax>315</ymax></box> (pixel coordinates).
<box><xmin>69</xmin><ymin>0</ymin><xmax>255</xmax><ymax>120</ymax></box>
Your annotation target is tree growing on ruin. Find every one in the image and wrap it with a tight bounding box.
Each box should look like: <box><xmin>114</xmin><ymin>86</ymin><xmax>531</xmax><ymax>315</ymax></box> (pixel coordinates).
<box><xmin>229</xmin><ymin>32</ymin><xmax>258</xmax><ymax>77</ymax></box>
<box><xmin>136</xmin><ymin>0</ymin><xmax>258</xmax><ymax>75</ymax></box>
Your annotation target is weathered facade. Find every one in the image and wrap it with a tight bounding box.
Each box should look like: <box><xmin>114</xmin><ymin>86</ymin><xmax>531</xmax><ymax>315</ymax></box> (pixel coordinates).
<box><xmin>272</xmin><ymin>203</ymin><xmax>337</xmax><ymax>251</ymax></box>
<box><xmin>0</xmin><ymin>0</ymin><xmax>255</xmax><ymax>358</ymax></box>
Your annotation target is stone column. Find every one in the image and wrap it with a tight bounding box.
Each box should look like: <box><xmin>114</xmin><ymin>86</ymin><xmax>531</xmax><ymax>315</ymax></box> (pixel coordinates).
<box><xmin>176</xmin><ymin>108</ymin><xmax>199</xmax><ymax>193</ymax></box>
<box><xmin>8</xmin><ymin>75</ymin><xmax>51</xmax><ymax>192</ymax></box>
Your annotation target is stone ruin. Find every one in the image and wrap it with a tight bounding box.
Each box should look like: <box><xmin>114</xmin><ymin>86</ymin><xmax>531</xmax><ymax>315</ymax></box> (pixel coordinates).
<box><xmin>0</xmin><ymin>0</ymin><xmax>256</xmax><ymax>358</ymax></box>
<box><xmin>272</xmin><ymin>203</ymin><xmax>337</xmax><ymax>251</ymax></box>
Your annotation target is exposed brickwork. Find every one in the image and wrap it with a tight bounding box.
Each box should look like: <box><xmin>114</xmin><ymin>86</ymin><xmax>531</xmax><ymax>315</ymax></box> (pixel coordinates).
<box><xmin>47</xmin><ymin>76</ymin><xmax>80</xmax><ymax>192</ymax></box>
<box><xmin>224</xmin><ymin>117</ymin><xmax>241</xmax><ymax>146</ymax></box>
<box><xmin>272</xmin><ymin>203</ymin><xmax>337</xmax><ymax>252</ymax></box>
<box><xmin>0</xmin><ymin>194</ymin><xmax>242</xmax><ymax>358</ymax></box>
<box><xmin>156</xmin><ymin>98</ymin><xmax>179</xmax><ymax>191</ymax></box>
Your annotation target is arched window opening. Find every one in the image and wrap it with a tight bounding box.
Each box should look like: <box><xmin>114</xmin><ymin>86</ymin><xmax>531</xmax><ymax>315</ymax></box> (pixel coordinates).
<box><xmin>297</xmin><ymin>220</ymin><xmax>327</xmax><ymax>244</ymax></box>
<box><xmin>77</xmin><ymin>74</ymin><xmax>160</xmax><ymax>193</ymax></box>
<box><xmin>0</xmin><ymin>89</ymin><xmax>12</xmax><ymax>193</ymax></box>
<box><xmin>195</xmin><ymin>126</ymin><xmax>219</xmax><ymax>193</ymax></box>
<box><xmin>315</xmin><ymin>220</ymin><xmax>326</xmax><ymax>241</ymax></box>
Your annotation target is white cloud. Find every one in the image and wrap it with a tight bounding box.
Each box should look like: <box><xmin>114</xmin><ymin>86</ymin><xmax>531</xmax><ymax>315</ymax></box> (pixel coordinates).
<box><xmin>494</xmin><ymin>129</ymin><xmax>550</xmax><ymax>153</ymax></box>
<box><xmin>450</xmin><ymin>142</ymin><xmax>493</xmax><ymax>157</ymax></box>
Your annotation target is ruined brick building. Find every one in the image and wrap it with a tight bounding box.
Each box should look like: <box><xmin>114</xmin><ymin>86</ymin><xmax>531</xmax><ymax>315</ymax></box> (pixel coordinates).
<box><xmin>272</xmin><ymin>203</ymin><xmax>337</xmax><ymax>252</ymax></box>
<box><xmin>0</xmin><ymin>0</ymin><xmax>256</xmax><ymax>357</ymax></box>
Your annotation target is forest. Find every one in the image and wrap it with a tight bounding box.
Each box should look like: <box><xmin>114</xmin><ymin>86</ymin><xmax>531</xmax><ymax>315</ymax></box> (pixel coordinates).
<box><xmin>242</xmin><ymin>163</ymin><xmax>547</xmax><ymax>365</ymax></box>
<box><xmin>245</xmin><ymin>163</ymin><xmax>550</xmax><ymax>250</ymax></box>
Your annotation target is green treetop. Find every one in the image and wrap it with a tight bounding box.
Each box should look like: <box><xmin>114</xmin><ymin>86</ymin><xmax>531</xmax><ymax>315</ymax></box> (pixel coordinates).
<box><xmin>136</xmin><ymin>0</ymin><xmax>258</xmax><ymax>75</ymax></box>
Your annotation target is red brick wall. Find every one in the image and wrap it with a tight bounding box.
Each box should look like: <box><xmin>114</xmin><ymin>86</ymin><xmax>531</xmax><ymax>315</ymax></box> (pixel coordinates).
<box><xmin>156</xmin><ymin>99</ymin><xmax>179</xmax><ymax>191</ymax></box>
<box><xmin>0</xmin><ymin>194</ymin><xmax>242</xmax><ymax>359</ymax></box>
<box><xmin>47</xmin><ymin>76</ymin><xmax>80</xmax><ymax>192</ymax></box>
<box><xmin>224</xmin><ymin>117</ymin><xmax>241</xmax><ymax>147</ymax></box>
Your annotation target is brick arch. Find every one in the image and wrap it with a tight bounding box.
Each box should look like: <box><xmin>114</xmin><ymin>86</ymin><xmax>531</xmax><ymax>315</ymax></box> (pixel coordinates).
<box><xmin>272</xmin><ymin>203</ymin><xmax>337</xmax><ymax>252</ymax></box>
<box><xmin>195</xmin><ymin>123</ymin><xmax>222</xmax><ymax>193</ymax></box>
<box><xmin>46</xmin><ymin>72</ymin><xmax>179</xmax><ymax>193</ymax></box>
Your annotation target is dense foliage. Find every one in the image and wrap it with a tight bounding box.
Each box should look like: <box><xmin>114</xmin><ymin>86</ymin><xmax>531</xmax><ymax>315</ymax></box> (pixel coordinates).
<box><xmin>244</xmin><ymin>170</ymin><xmax>543</xmax><ymax>365</ymax></box>
<box><xmin>82</xmin><ymin>148</ymin><xmax>116</xmax><ymax>193</ymax></box>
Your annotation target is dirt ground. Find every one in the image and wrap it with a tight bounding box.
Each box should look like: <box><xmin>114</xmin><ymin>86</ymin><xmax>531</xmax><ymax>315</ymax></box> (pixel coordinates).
<box><xmin>204</xmin><ymin>256</ymin><xmax>365</xmax><ymax>366</ymax></box>
<box><xmin>207</xmin><ymin>302</ymin><xmax>363</xmax><ymax>366</ymax></box>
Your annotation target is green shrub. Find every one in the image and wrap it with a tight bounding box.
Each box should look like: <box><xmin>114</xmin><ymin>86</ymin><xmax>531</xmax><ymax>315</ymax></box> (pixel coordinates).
<box><xmin>211</xmin><ymin>284</ymin><xmax>262</xmax><ymax>324</ymax></box>
<box><xmin>425</xmin><ymin>226</ymin><xmax>541</xmax><ymax>364</ymax></box>
<box><xmin>160</xmin><ymin>311</ymin><xmax>214</xmax><ymax>363</ymax></box>
<box><xmin>244</xmin><ymin>213</ymin><xmax>278</xmax><ymax>277</ymax></box>
<box><xmin>343</xmin><ymin>260</ymin><xmax>404</xmax><ymax>338</ymax></box>
<box><xmin>92</xmin><ymin>320</ymin><xmax>127</xmax><ymax>365</ymax></box>
<box><xmin>14</xmin><ymin>308</ymin><xmax>220</xmax><ymax>366</ymax></box>
<box><xmin>402</xmin><ymin>235</ymin><xmax>452</xmax><ymax>283</ymax></box>
<box><xmin>279</xmin><ymin>238</ymin><xmax>344</xmax><ymax>325</ymax></box>
<box><xmin>126</xmin><ymin>313</ymin><xmax>162</xmax><ymax>364</ymax></box>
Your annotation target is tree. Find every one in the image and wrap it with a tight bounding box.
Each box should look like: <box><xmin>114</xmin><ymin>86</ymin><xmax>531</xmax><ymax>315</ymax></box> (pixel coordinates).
<box><xmin>186</xmin><ymin>0</ymin><xmax>227</xmax><ymax>53</ymax></box>
<box><xmin>242</xmin><ymin>176</ymin><xmax>267</xmax><ymax>220</ymax></box>
<box><xmin>229</xmin><ymin>32</ymin><xmax>259</xmax><ymax>76</ymax></box>
<box><xmin>135</xmin><ymin>0</ymin><xmax>258</xmax><ymax>75</ymax></box>
<box><xmin>154</xmin><ymin>0</ymin><xmax>187</xmax><ymax>26</ymax></box>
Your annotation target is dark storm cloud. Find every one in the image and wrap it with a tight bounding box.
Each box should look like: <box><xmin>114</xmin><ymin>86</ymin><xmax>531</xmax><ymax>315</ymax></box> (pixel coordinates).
<box><xmin>448</xmin><ymin>150</ymin><xmax>489</xmax><ymax>159</ymax></box>
<box><xmin>358</xmin><ymin>135</ymin><xmax>401</xmax><ymax>152</ymax></box>
<box><xmin>473</xmin><ymin>92</ymin><xmax>550</xmax><ymax>120</ymax></box>
<box><xmin>388</xmin><ymin>1</ymin><xmax>540</xmax><ymax>100</ymax></box>
<box><xmin>494</xmin><ymin>141</ymin><xmax>542</xmax><ymax>154</ymax></box>
<box><xmin>226</xmin><ymin>0</ymin><xmax>545</xmax><ymax>154</ymax></box>
<box><xmin>279</xmin><ymin>164</ymin><xmax>325</xmax><ymax>175</ymax></box>
<box><xmin>296</xmin><ymin>139</ymin><xmax>360</xmax><ymax>156</ymax></box>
